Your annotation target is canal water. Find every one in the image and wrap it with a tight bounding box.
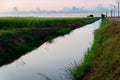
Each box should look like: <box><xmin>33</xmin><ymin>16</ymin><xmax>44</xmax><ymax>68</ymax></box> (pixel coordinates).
<box><xmin>0</xmin><ymin>19</ymin><xmax>101</xmax><ymax>80</ymax></box>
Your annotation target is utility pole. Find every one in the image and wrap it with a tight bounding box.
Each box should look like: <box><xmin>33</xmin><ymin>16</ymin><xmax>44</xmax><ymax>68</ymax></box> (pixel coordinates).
<box><xmin>117</xmin><ymin>2</ymin><xmax>119</xmax><ymax>17</ymax></box>
<box><xmin>114</xmin><ymin>6</ymin><xmax>116</xmax><ymax>17</ymax></box>
<box><xmin>111</xmin><ymin>10</ymin><xmax>113</xmax><ymax>17</ymax></box>
<box><xmin>106</xmin><ymin>11</ymin><xmax>108</xmax><ymax>17</ymax></box>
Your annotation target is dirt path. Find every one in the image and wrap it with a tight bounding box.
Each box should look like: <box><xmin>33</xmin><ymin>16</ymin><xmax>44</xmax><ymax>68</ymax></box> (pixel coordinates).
<box><xmin>108</xmin><ymin>17</ymin><xmax>120</xmax><ymax>22</ymax></box>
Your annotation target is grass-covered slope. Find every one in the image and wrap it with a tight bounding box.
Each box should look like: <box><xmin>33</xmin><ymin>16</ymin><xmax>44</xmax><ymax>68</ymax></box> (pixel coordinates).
<box><xmin>69</xmin><ymin>18</ymin><xmax>120</xmax><ymax>80</ymax></box>
<box><xmin>83</xmin><ymin>18</ymin><xmax>120</xmax><ymax>80</ymax></box>
<box><xmin>0</xmin><ymin>17</ymin><xmax>100</xmax><ymax>67</ymax></box>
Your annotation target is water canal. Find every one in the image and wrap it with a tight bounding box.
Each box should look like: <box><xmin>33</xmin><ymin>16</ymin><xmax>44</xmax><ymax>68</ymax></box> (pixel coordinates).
<box><xmin>0</xmin><ymin>19</ymin><xmax>101</xmax><ymax>80</ymax></box>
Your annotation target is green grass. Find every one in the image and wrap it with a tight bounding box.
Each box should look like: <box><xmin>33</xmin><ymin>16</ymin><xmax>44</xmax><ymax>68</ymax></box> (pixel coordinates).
<box><xmin>68</xmin><ymin>18</ymin><xmax>120</xmax><ymax>80</ymax></box>
<box><xmin>0</xmin><ymin>17</ymin><xmax>100</xmax><ymax>29</ymax></box>
<box><xmin>0</xmin><ymin>29</ymin><xmax>38</xmax><ymax>66</ymax></box>
<box><xmin>86</xmin><ymin>18</ymin><xmax>120</xmax><ymax>80</ymax></box>
<box><xmin>67</xmin><ymin>18</ymin><xmax>110</xmax><ymax>80</ymax></box>
<box><xmin>0</xmin><ymin>17</ymin><xmax>100</xmax><ymax>67</ymax></box>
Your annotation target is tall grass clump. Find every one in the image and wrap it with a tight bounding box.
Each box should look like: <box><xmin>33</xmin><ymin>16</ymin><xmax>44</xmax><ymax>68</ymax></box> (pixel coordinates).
<box><xmin>67</xmin><ymin>18</ymin><xmax>109</xmax><ymax>80</ymax></box>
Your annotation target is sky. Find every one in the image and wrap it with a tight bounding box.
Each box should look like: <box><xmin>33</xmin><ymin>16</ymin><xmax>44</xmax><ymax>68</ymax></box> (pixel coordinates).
<box><xmin>0</xmin><ymin>0</ymin><xmax>119</xmax><ymax>12</ymax></box>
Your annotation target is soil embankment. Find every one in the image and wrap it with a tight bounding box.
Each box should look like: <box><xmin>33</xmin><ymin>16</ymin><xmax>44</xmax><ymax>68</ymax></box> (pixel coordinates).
<box><xmin>83</xmin><ymin>18</ymin><xmax>120</xmax><ymax>80</ymax></box>
<box><xmin>69</xmin><ymin>18</ymin><xmax>120</xmax><ymax>80</ymax></box>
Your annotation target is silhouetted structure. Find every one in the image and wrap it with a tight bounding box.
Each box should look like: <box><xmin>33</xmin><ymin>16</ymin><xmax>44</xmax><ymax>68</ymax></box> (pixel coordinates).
<box><xmin>101</xmin><ymin>14</ymin><xmax>105</xmax><ymax>18</ymax></box>
<box><xmin>87</xmin><ymin>15</ymin><xmax>94</xmax><ymax>17</ymax></box>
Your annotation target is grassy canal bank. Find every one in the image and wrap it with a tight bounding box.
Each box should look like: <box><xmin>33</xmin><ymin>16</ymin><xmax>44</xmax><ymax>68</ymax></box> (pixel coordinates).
<box><xmin>0</xmin><ymin>17</ymin><xmax>100</xmax><ymax>67</ymax></box>
<box><xmin>69</xmin><ymin>18</ymin><xmax>120</xmax><ymax>80</ymax></box>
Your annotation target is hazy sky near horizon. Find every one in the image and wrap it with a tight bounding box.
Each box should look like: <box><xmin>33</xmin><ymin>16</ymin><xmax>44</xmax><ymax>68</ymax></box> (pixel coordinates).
<box><xmin>0</xmin><ymin>0</ymin><xmax>118</xmax><ymax>12</ymax></box>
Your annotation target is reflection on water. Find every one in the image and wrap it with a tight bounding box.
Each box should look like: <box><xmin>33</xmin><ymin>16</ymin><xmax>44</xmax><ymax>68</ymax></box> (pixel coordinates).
<box><xmin>15</xmin><ymin>58</ymin><xmax>26</xmax><ymax>67</ymax></box>
<box><xmin>0</xmin><ymin>19</ymin><xmax>101</xmax><ymax>80</ymax></box>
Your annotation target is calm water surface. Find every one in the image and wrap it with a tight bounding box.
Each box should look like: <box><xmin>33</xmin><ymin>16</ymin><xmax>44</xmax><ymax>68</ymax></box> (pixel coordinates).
<box><xmin>0</xmin><ymin>19</ymin><xmax>101</xmax><ymax>80</ymax></box>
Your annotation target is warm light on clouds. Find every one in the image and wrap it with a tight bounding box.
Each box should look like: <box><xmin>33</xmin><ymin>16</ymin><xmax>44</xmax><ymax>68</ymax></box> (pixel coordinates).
<box><xmin>0</xmin><ymin>0</ymin><xmax>116</xmax><ymax>12</ymax></box>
